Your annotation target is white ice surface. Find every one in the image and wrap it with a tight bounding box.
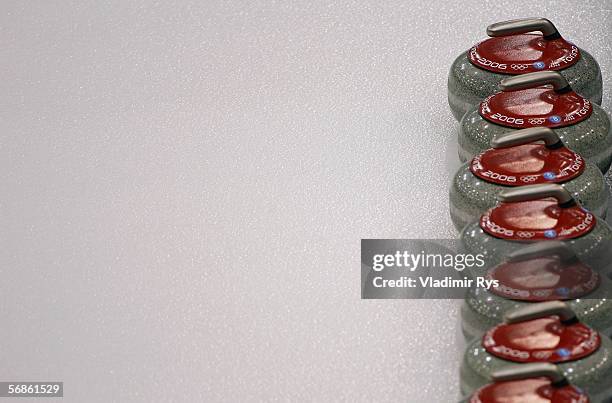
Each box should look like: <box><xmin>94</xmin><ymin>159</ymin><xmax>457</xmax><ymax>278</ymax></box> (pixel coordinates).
<box><xmin>2</xmin><ymin>1</ymin><xmax>611</xmax><ymax>402</ymax></box>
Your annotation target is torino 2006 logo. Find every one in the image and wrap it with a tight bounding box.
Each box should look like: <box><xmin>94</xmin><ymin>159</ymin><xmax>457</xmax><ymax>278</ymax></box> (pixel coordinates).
<box><xmin>559</xmin><ymin>154</ymin><xmax>584</xmax><ymax>176</ymax></box>
<box><xmin>470</xmin><ymin>47</ymin><xmax>507</xmax><ymax>70</ymax></box>
<box><xmin>482</xmin><ymin>215</ymin><xmax>513</xmax><ymax>237</ymax></box>
<box><xmin>483</xmin><ymin>329</ymin><xmax>533</xmax><ymax>360</ymax></box>
<box><xmin>492</xmin><ymin>345</ymin><xmax>530</xmax><ymax>360</ymax></box>
<box><xmin>489</xmin><ymin>112</ymin><xmax>524</xmax><ymax>125</ymax></box>
<box><xmin>559</xmin><ymin>213</ymin><xmax>593</xmax><ymax>236</ymax></box>
<box><xmin>480</xmin><ymin>95</ymin><xmax>493</xmax><ymax>115</ymax></box>
<box><xmin>478</xmin><ymin>170</ymin><xmax>517</xmax><ymax>183</ymax></box>
<box><xmin>575</xmin><ymin>98</ymin><xmax>591</xmax><ymax>117</ymax></box>
<box><xmin>559</xmin><ymin>45</ymin><xmax>580</xmax><ymax>65</ymax></box>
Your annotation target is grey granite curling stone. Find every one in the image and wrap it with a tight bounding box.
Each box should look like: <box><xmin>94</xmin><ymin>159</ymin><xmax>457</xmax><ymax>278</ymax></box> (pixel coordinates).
<box><xmin>449</xmin><ymin>18</ymin><xmax>602</xmax><ymax>120</ymax></box>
